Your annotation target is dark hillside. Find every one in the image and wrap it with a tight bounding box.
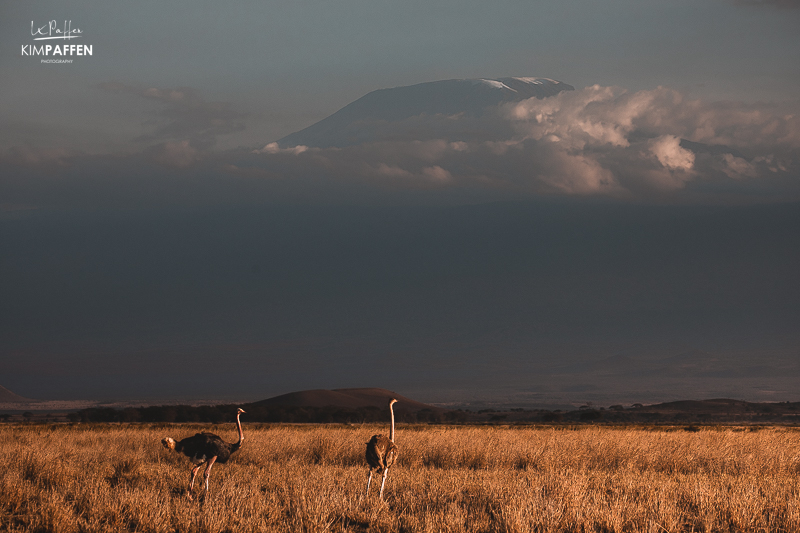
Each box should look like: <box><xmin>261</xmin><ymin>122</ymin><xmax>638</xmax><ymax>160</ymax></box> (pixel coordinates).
<box><xmin>0</xmin><ymin>385</ymin><xmax>32</xmax><ymax>403</ymax></box>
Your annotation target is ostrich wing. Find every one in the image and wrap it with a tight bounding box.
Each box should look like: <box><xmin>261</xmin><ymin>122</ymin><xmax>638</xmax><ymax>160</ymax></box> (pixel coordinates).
<box><xmin>366</xmin><ymin>434</ymin><xmax>398</xmax><ymax>473</ymax></box>
<box><xmin>177</xmin><ymin>433</ymin><xmax>234</xmax><ymax>463</ymax></box>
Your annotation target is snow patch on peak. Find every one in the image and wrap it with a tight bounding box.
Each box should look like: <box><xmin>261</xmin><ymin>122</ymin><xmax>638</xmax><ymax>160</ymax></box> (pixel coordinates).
<box><xmin>476</xmin><ymin>79</ymin><xmax>516</xmax><ymax>91</ymax></box>
<box><xmin>512</xmin><ymin>77</ymin><xmax>557</xmax><ymax>85</ymax></box>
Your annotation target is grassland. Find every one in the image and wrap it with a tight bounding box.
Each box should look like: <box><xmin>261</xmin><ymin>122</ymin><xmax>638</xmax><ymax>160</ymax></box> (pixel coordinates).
<box><xmin>1</xmin><ymin>423</ymin><xmax>799</xmax><ymax>532</ymax></box>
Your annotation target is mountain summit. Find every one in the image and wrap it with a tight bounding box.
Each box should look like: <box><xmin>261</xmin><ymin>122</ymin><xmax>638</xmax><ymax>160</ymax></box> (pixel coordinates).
<box><xmin>276</xmin><ymin>77</ymin><xmax>574</xmax><ymax>148</ymax></box>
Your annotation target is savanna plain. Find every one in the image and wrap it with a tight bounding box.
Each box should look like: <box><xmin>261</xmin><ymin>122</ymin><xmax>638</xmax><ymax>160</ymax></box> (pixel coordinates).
<box><xmin>2</xmin><ymin>423</ymin><xmax>800</xmax><ymax>532</ymax></box>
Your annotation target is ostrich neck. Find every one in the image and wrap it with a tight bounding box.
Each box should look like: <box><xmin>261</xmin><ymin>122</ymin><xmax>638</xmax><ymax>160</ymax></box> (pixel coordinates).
<box><xmin>389</xmin><ymin>403</ymin><xmax>395</xmax><ymax>442</ymax></box>
<box><xmin>235</xmin><ymin>413</ymin><xmax>244</xmax><ymax>445</ymax></box>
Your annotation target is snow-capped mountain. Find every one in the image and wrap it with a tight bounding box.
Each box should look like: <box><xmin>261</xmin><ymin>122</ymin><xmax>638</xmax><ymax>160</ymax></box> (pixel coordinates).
<box><xmin>276</xmin><ymin>77</ymin><xmax>574</xmax><ymax>148</ymax></box>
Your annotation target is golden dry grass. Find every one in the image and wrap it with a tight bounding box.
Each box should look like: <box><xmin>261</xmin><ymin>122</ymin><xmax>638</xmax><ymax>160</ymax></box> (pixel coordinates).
<box><xmin>1</xmin><ymin>423</ymin><xmax>800</xmax><ymax>532</ymax></box>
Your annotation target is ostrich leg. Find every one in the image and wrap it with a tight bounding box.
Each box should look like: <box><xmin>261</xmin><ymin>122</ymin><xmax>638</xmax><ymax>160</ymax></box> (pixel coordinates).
<box><xmin>188</xmin><ymin>463</ymin><xmax>203</xmax><ymax>499</ymax></box>
<box><xmin>203</xmin><ymin>456</ymin><xmax>217</xmax><ymax>494</ymax></box>
<box><xmin>364</xmin><ymin>471</ymin><xmax>373</xmax><ymax>498</ymax></box>
<box><xmin>379</xmin><ymin>469</ymin><xmax>389</xmax><ymax>500</ymax></box>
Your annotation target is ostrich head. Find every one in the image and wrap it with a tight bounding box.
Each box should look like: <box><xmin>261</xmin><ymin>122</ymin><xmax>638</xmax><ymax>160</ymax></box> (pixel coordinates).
<box><xmin>389</xmin><ymin>398</ymin><xmax>398</xmax><ymax>406</ymax></box>
<box><xmin>161</xmin><ymin>437</ymin><xmax>177</xmax><ymax>450</ymax></box>
<box><xmin>237</xmin><ymin>408</ymin><xmax>246</xmax><ymax>415</ymax></box>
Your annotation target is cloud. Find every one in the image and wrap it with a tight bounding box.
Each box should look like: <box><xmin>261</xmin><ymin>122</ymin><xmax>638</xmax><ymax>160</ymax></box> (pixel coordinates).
<box><xmin>534</xmin><ymin>149</ymin><xmax>619</xmax><ymax>194</ymax></box>
<box><xmin>648</xmin><ymin>135</ymin><xmax>695</xmax><ymax>172</ymax></box>
<box><xmin>374</xmin><ymin>163</ymin><xmax>413</xmax><ymax>179</ymax></box>
<box><xmin>492</xmin><ymin>85</ymin><xmax>797</xmax><ymax>194</ymax></box>
<box><xmin>507</xmin><ymin>85</ymin><xmax>800</xmax><ymax>149</ymax></box>
<box><xmin>422</xmin><ymin>165</ymin><xmax>452</xmax><ymax>182</ymax></box>
<box><xmin>98</xmin><ymin>82</ymin><xmax>247</xmax><ymax>150</ymax></box>
<box><xmin>254</xmin><ymin>142</ymin><xmax>309</xmax><ymax>155</ymax></box>
<box><xmin>4</xmin><ymin>145</ymin><xmax>73</xmax><ymax>166</ymax></box>
<box><xmin>2</xmin><ymin>84</ymin><xmax>799</xmax><ymax>208</ymax></box>
<box><xmin>718</xmin><ymin>153</ymin><xmax>759</xmax><ymax>179</ymax></box>
<box><xmin>239</xmin><ymin>84</ymin><xmax>798</xmax><ymax>199</ymax></box>
<box><xmin>151</xmin><ymin>140</ymin><xmax>200</xmax><ymax>168</ymax></box>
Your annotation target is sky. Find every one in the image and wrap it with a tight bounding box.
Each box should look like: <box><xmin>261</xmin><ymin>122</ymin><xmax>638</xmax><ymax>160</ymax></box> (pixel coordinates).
<box><xmin>1</xmin><ymin>1</ymin><xmax>799</xmax><ymax>406</ymax></box>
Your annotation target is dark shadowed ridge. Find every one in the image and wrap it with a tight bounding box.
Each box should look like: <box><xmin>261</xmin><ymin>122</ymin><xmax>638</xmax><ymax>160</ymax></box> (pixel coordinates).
<box><xmin>0</xmin><ymin>385</ymin><xmax>33</xmax><ymax>403</ymax></box>
<box><xmin>253</xmin><ymin>388</ymin><xmax>444</xmax><ymax>415</ymax></box>
<box><xmin>636</xmin><ymin>399</ymin><xmax>765</xmax><ymax>413</ymax></box>
<box><xmin>277</xmin><ymin>77</ymin><xmax>574</xmax><ymax>148</ymax></box>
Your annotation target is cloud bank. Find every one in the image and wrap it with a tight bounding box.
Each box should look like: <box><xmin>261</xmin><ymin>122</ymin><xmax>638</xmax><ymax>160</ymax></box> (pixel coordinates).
<box><xmin>2</xmin><ymin>84</ymin><xmax>799</xmax><ymax>210</ymax></box>
<box><xmin>98</xmin><ymin>82</ymin><xmax>247</xmax><ymax>153</ymax></box>
<box><xmin>243</xmin><ymin>84</ymin><xmax>799</xmax><ymax>201</ymax></box>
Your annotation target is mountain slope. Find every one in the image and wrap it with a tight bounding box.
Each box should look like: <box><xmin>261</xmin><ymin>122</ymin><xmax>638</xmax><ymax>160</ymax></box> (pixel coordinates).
<box><xmin>276</xmin><ymin>77</ymin><xmax>574</xmax><ymax>148</ymax></box>
<box><xmin>0</xmin><ymin>384</ymin><xmax>32</xmax><ymax>403</ymax></box>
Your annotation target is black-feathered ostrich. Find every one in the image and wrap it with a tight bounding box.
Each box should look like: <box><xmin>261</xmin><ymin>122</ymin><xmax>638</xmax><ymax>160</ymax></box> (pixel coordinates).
<box><xmin>364</xmin><ymin>398</ymin><xmax>399</xmax><ymax>500</ymax></box>
<box><xmin>161</xmin><ymin>408</ymin><xmax>245</xmax><ymax>499</ymax></box>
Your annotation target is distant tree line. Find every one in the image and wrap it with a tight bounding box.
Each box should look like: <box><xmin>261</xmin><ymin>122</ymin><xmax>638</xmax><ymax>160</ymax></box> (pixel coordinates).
<box><xmin>41</xmin><ymin>401</ymin><xmax>800</xmax><ymax>426</ymax></box>
<box><xmin>67</xmin><ymin>404</ymin><xmax>468</xmax><ymax>424</ymax></box>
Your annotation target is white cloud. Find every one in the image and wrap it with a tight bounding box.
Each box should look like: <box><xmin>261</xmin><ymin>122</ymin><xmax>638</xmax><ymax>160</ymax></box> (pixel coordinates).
<box><xmin>494</xmin><ymin>86</ymin><xmax>798</xmax><ymax>195</ymax></box>
<box><xmin>422</xmin><ymin>165</ymin><xmax>452</xmax><ymax>182</ymax></box>
<box><xmin>719</xmin><ymin>153</ymin><xmax>758</xmax><ymax>179</ymax></box>
<box><xmin>536</xmin><ymin>150</ymin><xmax>619</xmax><ymax>194</ymax></box>
<box><xmin>508</xmin><ymin>85</ymin><xmax>636</xmax><ymax>149</ymax></box>
<box><xmin>508</xmin><ymin>86</ymin><xmax>800</xmax><ymax>151</ymax></box>
<box><xmin>254</xmin><ymin>142</ymin><xmax>309</xmax><ymax>155</ymax></box>
<box><xmin>375</xmin><ymin>163</ymin><xmax>413</xmax><ymax>178</ymax></box>
<box><xmin>649</xmin><ymin>135</ymin><xmax>695</xmax><ymax>171</ymax></box>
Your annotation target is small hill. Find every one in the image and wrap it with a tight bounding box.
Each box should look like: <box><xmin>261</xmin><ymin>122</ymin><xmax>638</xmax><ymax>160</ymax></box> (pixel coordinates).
<box><xmin>254</xmin><ymin>388</ymin><xmax>444</xmax><ymax>416</ymax></box>
<box><xmin>0</xmin><ymin>384</ymin><xmax>33</xmax><ymax>403</ymax></box>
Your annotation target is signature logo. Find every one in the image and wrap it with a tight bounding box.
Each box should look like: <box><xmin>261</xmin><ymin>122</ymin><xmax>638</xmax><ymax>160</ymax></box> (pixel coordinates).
<box><xmin>31</xmin><ymin>20</ymin><xmax>83</xmax><ymax>40</ymax></box>
<box><xmin>22</xmin><ymin>20</ymin><xmax>92</xmax><ymax>62</ymax></box>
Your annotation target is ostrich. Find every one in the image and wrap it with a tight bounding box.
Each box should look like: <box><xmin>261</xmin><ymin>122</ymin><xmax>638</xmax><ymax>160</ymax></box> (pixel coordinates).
<box><xmin>161</xmin><ymin>408</ymin><xmax>245</xmax><ymax>499</ymax></box>
<box><xmin>364</xmin><ymin>398</ymin><xmax>399</xmax><ymax>500</ymax></box>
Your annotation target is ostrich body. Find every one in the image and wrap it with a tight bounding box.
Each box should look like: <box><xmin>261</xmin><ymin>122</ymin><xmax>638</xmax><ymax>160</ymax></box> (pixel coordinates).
<box><xmin>364</xmin><ymin>398</ymin><xmax>398</xmax><ymax>500</ymax></box>
<box><xmin>161</xmin><ymin>408</ymin><xmax>245</xmax><ymax>499</ymax></box>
